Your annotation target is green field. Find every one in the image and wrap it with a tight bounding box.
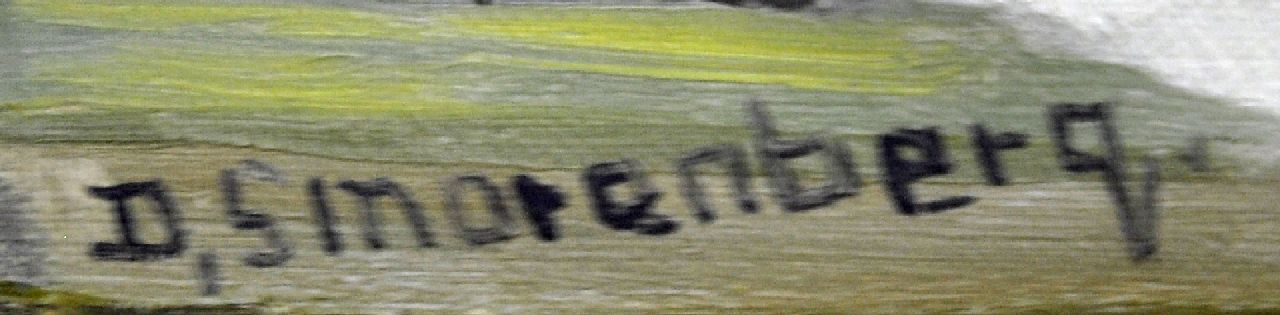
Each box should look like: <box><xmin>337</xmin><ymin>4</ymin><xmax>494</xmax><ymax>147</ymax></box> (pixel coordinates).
<box><xmin>6</xmin><ymin>0</ymin><xmax>1277</xmax><ymax>174</ymax></box>
<box><xmin>2</xmin><ymin>0</ymin><xmax>1280</xmax><ymax>314</ymax></box>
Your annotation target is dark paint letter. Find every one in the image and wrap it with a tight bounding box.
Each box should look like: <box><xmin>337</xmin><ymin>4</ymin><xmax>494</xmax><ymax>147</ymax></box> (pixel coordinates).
<box><xmin>582</xmin><ymin>159</ymin><xmax>679</xmax><ymax>235</ymax></box>
<box><xmin>309</xmin><ymin>178</ymin><xmax>343</xmax><ymax>255</ymax></box>
<box><xmin>197</xmin><ymin>251</ymin><xmax>220</xmax><ymax>296</ymax></box>
<box><xmin>878</xmin><ymin>127</ymin><xmax>975</xmax><ymax>215</ymax></box>
<box><xmin>746</xmin><ymin>98</ymin><xmax>859</xmax><ymax>212</ymax></box>
<box><xmin>512</xmin><ymin>174</ymin><xmax>566</xmax><ymax>241</ymax></box>
<box><xmin>970</xmin><ymin>124</ymin><xmax>1029</xmax><ymax>186</ymax></box>
<box><xmin>1048</xmin><ymin>102</ymin><xmax>1159</xmax><ymax>261</ymax></box>
<box><xmin>337</xmin><ymin>178</ymin><xmax>436</xmax><ymax>250</ymax></box>
<box><xmin>675</xmin><ymin>144</ymin><xmax>758</xmax><ymax>223</ymax></box>
<box><xmin>87</xmin><ymin>180</ymin><xmax>187</xmax><ymax>261</ymax></box>
<box><xmin>219</xmin><ymin>160</ymin><xmax>292</xmax><ymax>267</ymax></box>
<box><xmin>444</xmin><ymin>175</ymin><xmax>518</xmax><ymax>246</ymax></box>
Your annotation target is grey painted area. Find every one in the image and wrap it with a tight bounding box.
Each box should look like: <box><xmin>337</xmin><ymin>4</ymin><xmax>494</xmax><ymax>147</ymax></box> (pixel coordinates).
<box><xmin>0</xmin><ymin>0</ymin><xmax>28</xmax><ymax>103</ymax></box>
<box><xmin>0</xmin><ymin>173</ymin><xmax>46</xmax><ymax>285</ymax></box>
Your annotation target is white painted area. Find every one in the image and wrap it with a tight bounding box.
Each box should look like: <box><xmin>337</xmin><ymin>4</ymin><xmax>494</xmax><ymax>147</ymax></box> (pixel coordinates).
<box><xmin>932</xmin><ymin>0</ymin><xmax>1280</xmax><ymax>114</ymax></box>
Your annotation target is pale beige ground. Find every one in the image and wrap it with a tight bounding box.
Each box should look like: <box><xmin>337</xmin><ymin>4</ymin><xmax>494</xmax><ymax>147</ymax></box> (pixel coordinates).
<box><xmin>3</xmin><ymin>143</ymin><xmax>1279</xmax><ymax>314</ymax></box>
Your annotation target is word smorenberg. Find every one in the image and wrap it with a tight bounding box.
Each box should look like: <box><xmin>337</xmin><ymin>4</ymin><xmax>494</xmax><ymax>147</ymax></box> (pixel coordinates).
<box><xmin>82</xmin><ymin>100</ymin><xmax>1166</xmax><ymax>273</ymax></box>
